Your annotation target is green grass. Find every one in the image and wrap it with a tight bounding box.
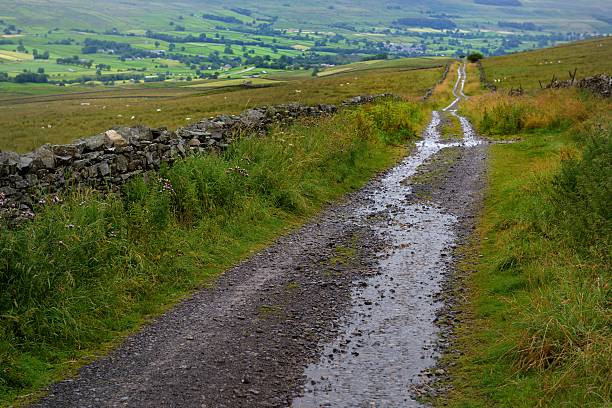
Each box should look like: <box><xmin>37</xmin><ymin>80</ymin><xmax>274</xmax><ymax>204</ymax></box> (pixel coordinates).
<box><xmin>481</xmin><ymin>37</ymin><xmax>612</xmax><ymax>91</ymax></box>
<box><xmin>438</xmin><ymin>74</ymin><xmax>611</xmax><ymax>406</ymax></box>
<box><xmin>0</xmin><ymin>99</ymin><xmax>427</xmax><ymax>406</ymax></box>
<box><xmin>439</xmin><ymin>112</ymin><xmax>462</xmax><ymax>140</ymax></box>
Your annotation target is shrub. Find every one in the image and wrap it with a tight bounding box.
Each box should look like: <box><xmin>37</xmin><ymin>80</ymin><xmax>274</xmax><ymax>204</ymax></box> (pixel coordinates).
<box><xmin>467</xmin><ymin>52</ymin><xmax>484</xmax><ymax>63</ymax></box>
<box><xmin>551</xmin><ymin>125</ymin><xmax>611</xmax><ymax>260</ymax></box>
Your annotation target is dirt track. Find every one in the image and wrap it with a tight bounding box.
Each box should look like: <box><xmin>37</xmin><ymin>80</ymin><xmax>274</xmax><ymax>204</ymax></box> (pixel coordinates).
<box><xmin>32</xmin><ymin>63</ymin><xmax>487</xmax><ymax>408</ymax></box>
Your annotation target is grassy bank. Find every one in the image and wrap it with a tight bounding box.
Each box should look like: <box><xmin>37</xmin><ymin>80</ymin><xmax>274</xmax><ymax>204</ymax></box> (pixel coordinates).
<box><xmin>480</xmin><ymin>37</ymin><xmax>612</xmax><ymax>91</ymax></box>
<box><xmin>0</xmin><ymin>99</ymin><xmax>428</xmax><ymax>406</ymax></box>
<box><xmin>439</xmin><ymin>90</ymin><xmax>611</xmax><ymax>406</ymax></box>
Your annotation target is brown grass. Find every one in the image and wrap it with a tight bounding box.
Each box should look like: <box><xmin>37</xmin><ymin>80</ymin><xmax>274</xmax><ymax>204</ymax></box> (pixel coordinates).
<box><xmin>0</xmin><ymin>65</ymin><xmax>445</xmax><ymax>153</ymax></box>
<box><xmin>463</xmin><ymin>62</ymin><xmax>482</xmax><ymax>96</ymax></box>
<box><xmin>461</xmin><ymin>88</ymin><xmax>595</xmax><ymax>137</ymax></box>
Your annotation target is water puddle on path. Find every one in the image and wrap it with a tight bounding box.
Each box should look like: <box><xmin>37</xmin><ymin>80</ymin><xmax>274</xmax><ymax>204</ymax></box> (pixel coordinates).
<box><xmin>293</xmin><ymin>63</ymin><xmax>482</xmax><ymax>408</ymax></box>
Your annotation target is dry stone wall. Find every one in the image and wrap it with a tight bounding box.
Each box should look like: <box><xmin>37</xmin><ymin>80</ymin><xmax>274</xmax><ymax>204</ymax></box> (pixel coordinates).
<box><xmin>422</xmin><ymin>62</ymin><xmax>451</xmax><ymax>101</ymax></box>
<box><xmin>0</xmin><ymin>94</ymin><xmax>394</xmax><ymax>221</ymax></box>
<box><xmin>477</xmin><ymin>61</ymin><xmax>497</xmax><ymax>92</ymax></box>
<box><xmin>546</xmin><ymin>74</ymin><xmax>611</xmax><ymax>97</ymax></box>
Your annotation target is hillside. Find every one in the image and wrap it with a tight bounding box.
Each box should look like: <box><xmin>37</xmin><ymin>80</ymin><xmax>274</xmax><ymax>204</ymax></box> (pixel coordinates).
<box><xmin>481</xmin><ymin>36</ymin><xmax>612</xmax><ymax>90</ymax></box>
<box><xmin>4</xmin><ymin>0</ymin><xmax>612</xmax><ymax>32</ymax></box>
<box><xmin>0</xmin><ymin>57</ymin><xmax>446</xmax><ymax>152</ymax></box>
<box><xmin>0</xmin><ymin>0</ymin><xmax>609</xmax><ymax>98</ymax></box>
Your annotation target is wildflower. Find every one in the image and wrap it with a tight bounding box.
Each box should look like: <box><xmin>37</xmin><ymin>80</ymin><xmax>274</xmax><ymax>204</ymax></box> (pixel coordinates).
<box><xmin>158</xmin><ymin>178</ymin><xmax>175</xmax><ymax>193</ymax></box>
<box><xmin>66</xmin><ymin>224</ymin><xmax>75</xmax><ymax>229</ymax></box>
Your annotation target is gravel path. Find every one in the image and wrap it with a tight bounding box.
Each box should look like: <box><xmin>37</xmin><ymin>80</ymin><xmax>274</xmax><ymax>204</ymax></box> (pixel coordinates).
<box><xmin>32</xmin><ymin>62</ymin><xmax>487</xmax><ymax>408</ymax></box>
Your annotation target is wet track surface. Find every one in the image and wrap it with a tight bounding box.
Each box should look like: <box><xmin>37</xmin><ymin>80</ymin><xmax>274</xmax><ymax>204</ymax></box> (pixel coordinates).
<box><xmin>294</xmin><ymin>63</ymin><xmax>484</xmax><ymax>407</ymax></box>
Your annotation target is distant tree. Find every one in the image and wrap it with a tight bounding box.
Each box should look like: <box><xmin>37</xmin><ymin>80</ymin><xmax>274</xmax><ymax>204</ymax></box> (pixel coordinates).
<box><xmin>14</xmin><ymin>71</ymin><xmax>48</xmax><ymax>83</ymax></box>
<box><xmin>155</xmin><ymin>41</ymin><xmax>160</xmax><ymax>47</ymax></box>
<box><xmin>467</xmin><ymin>52</ymin><xmax>484</xmax><ymax>62</ymax></box>
<box><xmin>32</xmin><ymin>48</ymin><xmax>49</xmax><ymax>59</ymax></box>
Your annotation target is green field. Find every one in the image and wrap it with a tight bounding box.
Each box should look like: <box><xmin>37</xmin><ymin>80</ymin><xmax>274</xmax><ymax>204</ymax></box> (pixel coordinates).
<box><xmin>0</xmin><ymin>58</ymin><xmax>446</xmax><ymax>152</ymax></box>
<box><xmin>0</xmin><ymin>0</ymin><xmax>610</xmax><ymax>98</ymax></box>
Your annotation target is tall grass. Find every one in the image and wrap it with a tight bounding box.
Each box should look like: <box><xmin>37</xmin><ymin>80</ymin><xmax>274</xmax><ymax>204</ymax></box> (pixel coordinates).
<box><xmin>461</xmin><ymin>89</ymin><xmax>589</xmax><ymax>137</ymax></box>
<box><xmin>442</xmin><ymin>89</ymin><xmax>611</xmax><ymax>406</ymax></box>
<box><xmin>0</xmin><ymin>100</ymin><xmax>425</xmax><ymax>404</ymax></box>
<box><xmin>510</xmin><ymin>124</ymin><xmax>611</xmax><ymax>404</ymax></box>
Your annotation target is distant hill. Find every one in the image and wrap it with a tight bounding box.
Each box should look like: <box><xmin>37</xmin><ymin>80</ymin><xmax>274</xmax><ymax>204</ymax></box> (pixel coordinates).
<box><xmin>474</xmin><ymin>0</ymin><xmax>522</xmax><ymax>6</ymax></box>
<box><xmin>1</xmin><ymin>0</ymin><xmax>611</xmax><ymax>33</ymax></box>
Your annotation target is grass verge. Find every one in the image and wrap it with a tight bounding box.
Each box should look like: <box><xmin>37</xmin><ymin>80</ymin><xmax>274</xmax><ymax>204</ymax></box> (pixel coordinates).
<box><xmin>0</xmin><ymin>99</ymin><xmax>428</xmax><ymax>406</ymax></box>
<box><xmin>439</xmin><ymin>90</ymin><xmax>610</xmax><ymax>407</ymax></box>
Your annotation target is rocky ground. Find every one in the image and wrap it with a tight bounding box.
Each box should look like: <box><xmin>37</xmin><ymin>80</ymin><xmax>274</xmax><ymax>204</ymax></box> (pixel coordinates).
<box><xmin>32</xmin><ymin>64</ymin><xmax>487</xmax><ymax>408</ymax></box>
